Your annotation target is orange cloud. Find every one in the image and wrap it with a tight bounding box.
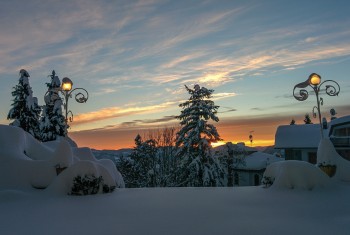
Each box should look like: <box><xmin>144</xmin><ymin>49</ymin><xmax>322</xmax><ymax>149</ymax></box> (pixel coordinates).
<box><xmin>73</xmin><ymin>101</ymin><xmax>177</xmax><ymax>125</ymax></box>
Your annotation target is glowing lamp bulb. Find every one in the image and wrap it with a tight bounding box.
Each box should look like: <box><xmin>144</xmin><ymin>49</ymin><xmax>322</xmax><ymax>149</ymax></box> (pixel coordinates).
<box><xmin>62</xmin><ymin>77</ymin><xmax>73</xmax><ymax>91</ymax></box>
<box><xmin>309</xmin><ymin>73</ymin><xmax>321</xmax><ymax>86</ymax></box>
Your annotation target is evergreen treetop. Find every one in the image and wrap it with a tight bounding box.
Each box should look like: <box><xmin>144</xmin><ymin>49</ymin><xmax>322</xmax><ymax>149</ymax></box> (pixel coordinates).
<box><xmin>7</xmin><ymin>69</ymin><xmax>41</xmax><ymax>139</ymax></box>
<box><xmin>304</xmin><ymin>113</ymin><xmax>313</xmax><ymax>124</ymax></box>
<box><xmin>40</xmin><ymin>70</ymin><xmax>67</xmax><ymax>141</ymax></box>
<box><xmin>176</xmin><ymin>84</ymin><xmax>221</xmax><ymax>157</ymax></box>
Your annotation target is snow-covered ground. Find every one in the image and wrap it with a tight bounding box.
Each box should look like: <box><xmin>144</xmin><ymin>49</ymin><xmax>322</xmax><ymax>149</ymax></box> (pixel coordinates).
<box><xmin>1</xmin><ymin>183</ymin><xmax>350</xmax><ymax>235</ymax></box>
<box><xmin>1</xmin><ymin>125</ymin><xmax>350</xmax><ymax>234</ymax></box>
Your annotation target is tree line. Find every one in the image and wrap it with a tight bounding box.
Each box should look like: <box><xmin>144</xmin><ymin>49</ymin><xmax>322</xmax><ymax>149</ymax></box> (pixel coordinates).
<box><xmin>7</xmin><ymin>70</ymin><xmax>248</xmax><ymax>187</ymax></box>
<box><xmin>116</xmin><ymin>85</ymin><xmax>247</xmax><ymax>187</ymax></box>
<box><xmin>7</xmin><ymin>69</ymin><xmax>67</xmax><ymax>142</ymax></box>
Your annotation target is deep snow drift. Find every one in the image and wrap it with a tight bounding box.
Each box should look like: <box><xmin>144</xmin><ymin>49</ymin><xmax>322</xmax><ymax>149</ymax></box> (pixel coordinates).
<box><xmin>1</xmin><ymin>125</ymin><xmax>350</xmax><ymax>234</ymax></box>
<box><xmin>0</xmin><ymin>125</ymin><xmax>124</xmax><ymax>194</ymax></box>
<box><xmin>1</xmin><ymin>184</ymin><xmax>350</xmax><ymax>235</ymax></box>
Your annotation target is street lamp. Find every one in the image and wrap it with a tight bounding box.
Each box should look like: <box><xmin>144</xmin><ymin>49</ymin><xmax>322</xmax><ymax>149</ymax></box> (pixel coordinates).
<box><xmin>293</xmin><ymin>73</ymin><xmax>340</xmax><ymax>138</ymax></box>
<box><xmin>61</xmin><ymin>77</ymin><xmax>89</xmax><ymax>123</ymax></box>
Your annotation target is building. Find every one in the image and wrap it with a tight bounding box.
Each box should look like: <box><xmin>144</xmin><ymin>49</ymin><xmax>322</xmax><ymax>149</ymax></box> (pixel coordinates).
<box><xmin>233</xmin><ymin>152</ymin><xmax>283</xmax><ymax>186</ymax></box>
<box><xmin>275</xmin><ymin>124</ymin><xmax>320</xmax><ymax>164</ymax></box>
<box><xmin>328</xmin><ymin>115</ymin><xmax>350</xmax><ymax>160</ymax></box>
<box><xmin>275</xmin><ymin>115</ymin><xmax>350</xmax><ymax>163</ymax></box>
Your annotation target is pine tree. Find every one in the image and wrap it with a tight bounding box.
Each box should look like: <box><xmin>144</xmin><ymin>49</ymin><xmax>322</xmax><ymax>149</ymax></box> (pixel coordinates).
<box><xmin>304</xmin><ymin>113</ymin><xmax>313</xmax><ymax>124</ymax></box>
<box><xmin>7</xmin><ymin>69</ymin><xmax>41</xmax><ymax>139</ymax></box>
<box><xmin>290</xmin><ymin>118</ymin><xmax>296</xmax><ymax>125</ymax></box>
<box><xmin>176</xmin><ymin>84</ymin><xmax>223</xmax><ymax>187</ymax></box>
<box><xmin>40</xmin><ymin>70</ymin><xmax>67</xmax><ymax>141</ymax></box>
<box><xmin>219</xmin><ymin>142</ymin><xmax>247</xmax><ymax>187</ymax></box>
<box><xmin>122</xmin><ymin>134</ymin><xmax>157</xmax><ymax>187</ymax></box>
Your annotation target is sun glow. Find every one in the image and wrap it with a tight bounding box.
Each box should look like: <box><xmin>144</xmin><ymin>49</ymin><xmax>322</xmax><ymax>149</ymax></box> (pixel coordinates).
<box><xmin>211</xmin><ymin>141</ymin><xmax>227</xmax><ymax>148</ymax></box>
<box><xmin>210</xmin><ymin>138</ymin><xmax>275</xmax><ymax>149</ymax></box>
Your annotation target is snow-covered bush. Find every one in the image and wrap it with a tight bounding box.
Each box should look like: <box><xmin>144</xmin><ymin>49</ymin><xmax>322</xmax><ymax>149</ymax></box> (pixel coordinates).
<box><xmin>262</xmin><ymin>160</ymin><xmax>330</xmax><ymax>190</ymax></box>
<box><xmin>0</xmin><ymin>125</ymin><xmax>124</xmax><ymax>194</ymax></box>
<box><xmin>261</xmin><ymin>176</ymin><xmax>274</xmax><ymax>188</ymax></box>
<box><xmin>70</xmin><ymin>174</ymin><xmax>116</xmax><ymax>196</ymax></box>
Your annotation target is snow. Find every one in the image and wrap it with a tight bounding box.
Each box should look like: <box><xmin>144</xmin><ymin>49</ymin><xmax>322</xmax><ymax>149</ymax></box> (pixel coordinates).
<box><xmin>0</xmin><ymin>125</ymin><xmax>124</xmax><ymax>193</ymax></box>
<box><xmin>1</xmin><ymin>185</ymin><xmax>350</xmax><ymax>235</ymax></box>
<box><xmin>317</xmin><ymin>138</ymin><xmax>350</xmax><ymax>182</ymax></box>
<box><xmin>275</xmin><ymin>124</ymin><xmax>321</xmax><ymax>148</ymax></box>
<box><xmin>2</xmin><ymin>124</ymin><xmax>350</xmax><ymax>234</ymax></box>
<box><xmin>329</xmin><ymin>115</ymin><xmax>350</xmax><ymax>130</ymax></box>
<box><xmin>263</xmin><ymin>160</ymin><xmax>331</xmax><ymax>190</ymax></box>
<box><xmin>237</xmin><ymin>151</ymin><xmax>284</xmax><ymax>170</ymax></box>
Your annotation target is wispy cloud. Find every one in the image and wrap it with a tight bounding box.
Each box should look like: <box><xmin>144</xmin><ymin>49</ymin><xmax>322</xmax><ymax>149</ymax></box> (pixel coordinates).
<box><xmin>121</xmin><ymin>115</ymin><xmax>177</xmax><ymax>127</ymax></box>
<box><xmin>73</xmin><ymin>101</ymin><xmax>178</xmax><ymax>125</ymax></box>
<box><xmin>72</xmin><ymin>90</ymin><xmax>236</xmax><ymax>127</ymax></box>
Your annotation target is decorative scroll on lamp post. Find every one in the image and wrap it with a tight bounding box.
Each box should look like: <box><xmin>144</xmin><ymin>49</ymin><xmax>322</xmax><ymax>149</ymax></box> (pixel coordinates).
<box><xmin>293</xmin><ymin>73</ymin><xmax>340</xmax><ymax>138</ymax></box>
<box><xmin>61</xmin><ymin>77</ymin><xmax>89</xmax><ymax>124</ymax></box>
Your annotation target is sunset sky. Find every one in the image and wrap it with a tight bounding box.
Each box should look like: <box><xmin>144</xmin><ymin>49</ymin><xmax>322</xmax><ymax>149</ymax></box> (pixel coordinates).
<box><xmin>1</xmin><ymin>0</ymin><xmax>350</xmax><ymax>150</ymax></box>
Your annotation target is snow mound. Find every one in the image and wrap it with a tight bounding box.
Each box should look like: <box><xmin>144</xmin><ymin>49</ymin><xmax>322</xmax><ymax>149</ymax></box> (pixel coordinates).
<box><xmin>318</xmin><ymin>138</ymin><xmax>350</xmax><ymax>181</ymax></box>
<box><xmin>0</xmin><ymin>125</ymin><xmax>124</xmax><ymax>194</ymax></box>
<box><xmin>263</xmin><ymin>160</ymin><xmax>330</xmax><ymax>190</ymax></box>
<box><xmin>46</xmin><ymin>160</ymin><xmax>116</xmax><ymax>195</ymax></box>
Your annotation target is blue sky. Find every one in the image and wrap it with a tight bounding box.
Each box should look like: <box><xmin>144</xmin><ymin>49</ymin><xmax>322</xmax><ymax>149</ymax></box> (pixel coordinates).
<box><xmin>1</xmin><ymin>0</ymin><xmax>350</xmax><ymax>149</ymax></box>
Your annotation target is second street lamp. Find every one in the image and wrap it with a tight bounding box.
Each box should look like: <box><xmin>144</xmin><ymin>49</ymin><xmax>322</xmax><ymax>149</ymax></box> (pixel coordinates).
<box><xmin>61</xmin><ymin>77</ymin><xmax>89</xmax><ymax>124</ymax></box>
<box><xmin>293</xmin><ymin>73</ymin><xmax>340</xmax><ymax>138</ymax></box>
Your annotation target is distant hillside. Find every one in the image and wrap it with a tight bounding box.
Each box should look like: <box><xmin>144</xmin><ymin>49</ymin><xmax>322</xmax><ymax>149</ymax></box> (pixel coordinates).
<box><xmin>91</xmin><ymin>148</ymin><xmax>133</xmax><ymax>161</ymax></box>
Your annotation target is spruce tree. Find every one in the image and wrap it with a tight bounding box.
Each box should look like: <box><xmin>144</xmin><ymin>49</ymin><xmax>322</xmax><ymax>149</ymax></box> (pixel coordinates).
<box><xmin>40</xmin><ymin>70</ymin><xmax>67</xmax><ymax>141</ymax></box>
<box><xmin>176</xmin><ymin>84</ymin><xmax>223</xmax><ymax>187</ymax></box>
<box><xmin>7</xmin><ymin>69</ymin><xmax>41</xmax><ymax>139</ymax></box>
<box><xmin>304</xmin><ymin>113</ymin><xmax>313</xmax><ymax>124</ymax></box>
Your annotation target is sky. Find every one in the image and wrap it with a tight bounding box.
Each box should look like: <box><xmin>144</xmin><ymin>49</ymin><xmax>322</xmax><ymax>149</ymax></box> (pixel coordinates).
<box><xmin>1</xmin><ymin>0</ymin><xmax>350</xmax><ymax>150</ymax></box>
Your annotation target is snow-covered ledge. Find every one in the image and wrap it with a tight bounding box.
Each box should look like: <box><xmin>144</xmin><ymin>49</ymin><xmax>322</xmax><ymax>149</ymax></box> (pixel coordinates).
<box><xmin>263</xmin><ymin>138</ymin><xmax>350</xmax><ymax>190</ymax></box>
<box><xmin>0</xmin><ymin>125</ymin><xmax>124</xmax><ymax>194</ymax></box>
<box><xmin>318</xmin><ymin>138</ymin><xmax>350</xmax><ymax>182</ymax></box>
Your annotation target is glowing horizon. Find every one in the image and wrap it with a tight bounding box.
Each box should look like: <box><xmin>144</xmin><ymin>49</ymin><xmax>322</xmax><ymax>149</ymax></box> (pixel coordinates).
<box><xmin>1</xmin><ymin>1</ymin><xmax>350</xmax><ymax>150</ymax></box>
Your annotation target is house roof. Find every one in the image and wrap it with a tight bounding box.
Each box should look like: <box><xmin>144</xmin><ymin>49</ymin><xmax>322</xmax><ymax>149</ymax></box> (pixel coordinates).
<box><xmin>235</xmin><ymin>152</ymin><xmax>284</xmax><ymax>170</ymax></box>
<box><xmin>328</xmin><ymin>115</ymin><xmax>350</xmax><ymax>137</ymax></box>
<box><xmin>275</xmin><ymin>124</ymin><xmax>321</xmax><ymax>149</ymax></box>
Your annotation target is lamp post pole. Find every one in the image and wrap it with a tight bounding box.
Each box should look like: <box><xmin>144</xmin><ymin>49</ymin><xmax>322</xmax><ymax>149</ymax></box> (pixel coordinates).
<box><xmin>293</xmin><ymin>73</ymin><xmax>340</xmax><ymax>138</ymax></box>
<box><xmin>60</xmin><ymin>77</ymin><xmax>89</xmax><ymax>126</ymax></box>
<box><xmin>63</xmin><ymin>90</ymin><xmax>70</xmax><ymax>124</ymax></box>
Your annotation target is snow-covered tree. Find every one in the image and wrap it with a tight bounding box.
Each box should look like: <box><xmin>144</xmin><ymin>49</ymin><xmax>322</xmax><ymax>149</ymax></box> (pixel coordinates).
<box><xmin>219</xmin><ymin>142</ymin><xmax>247</xmax><ymax>186</ymax></box>
<box><xmin>304</xmin><ymin>113</ymin><xmax>313</xmax><ymax>124</ymax></box>
<box><xmin>176</xmin><ymin>84</ymin><xmax>223</xmax><ymax>187</ymax></box>
<box><xmin>119</xmin><ymin>134</ymin><xmax>157</xmax><ymax>187</ymax></box>
<box><xmin>117</xmin><ymin>128</ymin><xmax>179</xmax><ymax>188</ymax></box>
<box><xmin>7</xmin><ymin>69</ymin><xmax>41</xmax><ymax>139</ymax></box>
<box><xmin>40</xmin><ymin>70</ymin><xmax>67</xmax><ymax>141</ymax></box>
<box><xmin>290</xmin><ymin>118</ymin><xmax>296</xmax><ymax>125</ymax></box>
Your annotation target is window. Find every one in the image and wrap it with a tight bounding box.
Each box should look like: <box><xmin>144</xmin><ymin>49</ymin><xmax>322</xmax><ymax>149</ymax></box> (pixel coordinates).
<box><xmin>333</xmin><ymin>126</ymin><xmax>350</xmax><ymax>137</ymax></box>
<box><xmin>308</xmin><ymin>152</ymin><xmax>317</xmax><ymax>164</ymax></box>
<box><xmin>234</xmin><ymin>172</ymin><xmax>239</xmax><ymax>186</ymax></box>
<box><xmin>254</xmin><ymin>174</ymin><xmax>260</xmax><ymax>186</ymax></box>
<box><xmin>285</xmin><ymin>149</ymin><xmax>302</xmax><ymax>160</ymax></box>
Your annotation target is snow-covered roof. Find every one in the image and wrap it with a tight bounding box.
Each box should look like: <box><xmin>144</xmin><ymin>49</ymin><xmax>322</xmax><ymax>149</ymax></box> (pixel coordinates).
<box><xmin>328</xmin><ymin>115</ymin><xmax>350</xmax><ymax>136</ymax></box>
<box><xmin>235</xmin><ymin>152</ymin><xmax>283</xmax><ymax>170</ymax></box>
<box><xmin>275</xmin><ymin>124</ymin><xmax>321</xmax><ymax>149</ymax></box>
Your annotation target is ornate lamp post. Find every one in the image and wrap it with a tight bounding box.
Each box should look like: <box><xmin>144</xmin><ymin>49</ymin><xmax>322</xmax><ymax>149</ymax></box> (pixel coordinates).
<box><xmin>293</xmin><ymin>73</ymin><xmax>340</xmax><ymax>138</ymax></box>
<box><xmin>61</xmin><ymin>77</ymin><xmax>89</xmax><ymax>124</ymax></box>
